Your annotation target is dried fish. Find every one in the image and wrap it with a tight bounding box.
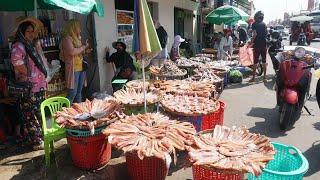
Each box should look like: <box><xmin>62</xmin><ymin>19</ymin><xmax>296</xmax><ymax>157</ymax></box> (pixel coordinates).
<box><xmin>188</xmin><ymin>125</ymin><xmax>275</xmax><ymax>177</ymax></box>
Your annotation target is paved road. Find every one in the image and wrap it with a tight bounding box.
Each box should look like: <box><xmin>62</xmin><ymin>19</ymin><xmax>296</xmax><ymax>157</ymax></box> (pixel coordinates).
<box><xmin>168</xmin><ymin>40</ymin><xmax>320</xmax><ymax>180</ymax></box>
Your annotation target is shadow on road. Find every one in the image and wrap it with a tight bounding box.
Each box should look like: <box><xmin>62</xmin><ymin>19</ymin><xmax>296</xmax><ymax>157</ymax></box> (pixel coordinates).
<box><xmin>303</xmin><ymin>140</ymin><xmax>320</xmax><ymax>177</ymax></box>
<box><xmin>247</xmin><ymin>107</ymin><xmax>288</xmax><ymax>138</ymax></box>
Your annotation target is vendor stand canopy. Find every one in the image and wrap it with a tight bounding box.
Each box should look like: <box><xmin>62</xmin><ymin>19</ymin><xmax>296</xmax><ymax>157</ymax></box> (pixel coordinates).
<box><xmin>206</xmin><ymin>5</ymin><xmax>249</xmax><ymax>25</ymax></box>
<box><xmin>0</xmin><ymin>0</ymin><xmax>104</xmax><ymax>16</ymax></box>
<box><xmin>133</xmin><ymin>0</ymin><xmax>161</xmax><ymax>112</ymax></box>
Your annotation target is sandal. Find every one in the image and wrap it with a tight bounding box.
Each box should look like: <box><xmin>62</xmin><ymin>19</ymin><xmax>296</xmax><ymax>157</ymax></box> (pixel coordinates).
<box><xmin>32</xmin><ymin>141</ymin><xmax>44</xmax><ymax>151</ymax></box>
<box><xmin>249</xmin><ymin>78</ymin><xmax>255</xmax><ymax>83</ymax></box>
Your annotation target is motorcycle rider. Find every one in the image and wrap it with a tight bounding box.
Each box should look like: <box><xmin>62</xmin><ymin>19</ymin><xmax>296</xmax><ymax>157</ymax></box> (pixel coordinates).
<box><xmin>250</xmin><ymin>11</ymin><xmax>268</xmax><ymax>83</ymax></box>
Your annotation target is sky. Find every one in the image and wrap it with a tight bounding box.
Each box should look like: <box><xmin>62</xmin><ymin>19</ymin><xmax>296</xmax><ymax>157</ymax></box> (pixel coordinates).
<box><xmin>253</xmin><ymin>0</ymin><xmax>308</xmax><ymax>23</ymax></box>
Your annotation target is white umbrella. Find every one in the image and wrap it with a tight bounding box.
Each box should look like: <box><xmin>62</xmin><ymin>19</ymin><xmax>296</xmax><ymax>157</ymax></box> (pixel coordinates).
<box><xmin>290</xmin><ymin>16</ymin><xmax>313</xmax><ymax>22</ymax></box>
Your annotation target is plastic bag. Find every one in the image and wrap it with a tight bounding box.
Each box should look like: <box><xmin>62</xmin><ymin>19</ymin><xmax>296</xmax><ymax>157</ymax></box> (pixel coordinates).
<box><xmin>239</xmin><ymin>45</ymin><xmax>254</xmax><ymax>66</ymax></box>
<box><xmin>46</xmin><ymin>60</ymin><xmax>61</xmax><ymax>82</ymax></box>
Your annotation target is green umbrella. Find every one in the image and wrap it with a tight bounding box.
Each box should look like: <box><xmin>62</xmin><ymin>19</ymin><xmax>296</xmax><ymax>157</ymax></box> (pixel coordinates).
<box><xmin>206</xmin><ymin>5</ymin><xmax>249</xmax><ymax>25</ymax></box>
<box><xmin>0</xmin><ymin>0</ymin><xmax>104</xmax><ymax>17</ymax></box>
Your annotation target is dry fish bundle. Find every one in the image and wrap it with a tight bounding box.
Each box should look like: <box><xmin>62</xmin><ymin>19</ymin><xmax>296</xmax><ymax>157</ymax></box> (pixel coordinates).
<box><xmin>113</xmin><ymin>88</ymin><xmax>160</xmax><ymax>105</ymax></box>
<box><xmin>190</xmin><ymin>68</ymin><xmax>223</xmax><ymax>83</ymax></box>
<box><xmin>161</xmin><ymin>94</ymin><xmax>218</xmax><ymax>116</ymax></box>
<box><xmin>149</xmin><ymin>61</ymin><xmax>186</xmax><ymax>76</ymax></box>
<box><xmin>150</xmin><ymin>80</ymin><xmax>215</xmax><ymax>97</ymax></box>
<box><xmin>103</xmin><ymin>113</ymin><xmax>196</xmax><ymax>164</ymax></box>
<box><xmin>126</xmin><ymin>80</ymin><xmax>150</xmax><ymax>90</ymax></box>
<box><xmin>188</xmin><ymin>125</ymin><xmax>275</xmax><ymax>176</ymax></box>
<box><xmin>204</xmin><ymin>60</ymin><xmax>239</xmax><ymax>69</ymax></box>
<box><xmin>175</xmin><ymin>57</ymin><xmax>203</xmax><ymax>67</ymax></box>
<box><xmin>55</xmin><ymin>99</ymin><xmax>123</xmax><ymax>131</ymax></box>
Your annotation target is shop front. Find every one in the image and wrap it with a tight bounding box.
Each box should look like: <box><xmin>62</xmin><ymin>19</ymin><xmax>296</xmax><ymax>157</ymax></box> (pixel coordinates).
<box><xmin>94</xmin><ymin>0</ymin><xmax>200</xmax><ymax>94</ymax></box>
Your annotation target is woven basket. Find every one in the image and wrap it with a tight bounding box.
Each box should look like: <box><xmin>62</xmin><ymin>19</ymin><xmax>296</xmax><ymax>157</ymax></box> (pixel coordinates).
<box><xmin>191</xmin><ymin>129</ymin><xmax>245</xmax><ymax>180</ymax></box>
<box><xmin>67</xmin><ymin>133</ymin><xmax>111</xmax><ymax>170</ymax></box>
<box><xmin>162</xmin><ymin>101</ymin><xmax>225</xmax><ymax>132</ymax></box>
<box><xmin>125</xmin><ymin>152</ymin><xmax>168</xmax><ymax>180</ymax></box>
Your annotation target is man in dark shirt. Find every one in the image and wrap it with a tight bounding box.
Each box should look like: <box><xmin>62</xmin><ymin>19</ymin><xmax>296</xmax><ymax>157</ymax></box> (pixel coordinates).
<box><xmin>250</xmin><ymin>11</ymin><xmax>268</xmax><ymax>83</ymax></box>
<box><xmin>105</xmin><ymin>41</ymin><xmax>137</xmax><ymax>80</ymax></box>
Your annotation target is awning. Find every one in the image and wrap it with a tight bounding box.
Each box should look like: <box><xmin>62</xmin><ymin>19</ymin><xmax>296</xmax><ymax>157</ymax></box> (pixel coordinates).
<box><xmin>0</xmin><ymin>0</ymin><xmax>104</xmax><ymax>17</ymax></box>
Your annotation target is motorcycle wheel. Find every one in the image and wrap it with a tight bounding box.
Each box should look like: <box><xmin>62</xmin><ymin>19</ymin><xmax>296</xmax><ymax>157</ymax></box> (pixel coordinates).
<box><xmin>279</xmin><ymin>103</ymin><xmax>296</xmax><ymax>130</ymax></box>
<box><xmin>256</xmin><ymin>63</ymin><xmax>263</xmax><ymax>76</ymax></box>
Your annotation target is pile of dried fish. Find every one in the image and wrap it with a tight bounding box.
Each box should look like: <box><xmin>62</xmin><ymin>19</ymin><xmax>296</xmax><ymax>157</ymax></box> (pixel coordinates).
<box><xmin>113</xmin><ymin>88</ymin><xmax>160</xmax><ymax>105</ymax></box>
<box><xmin>188</xmin><ymin>125</ymin><xmax>275</xmax><ymax>176</ymax></box>
<box><xmin>204</xmin><ymin>60</ymin><xmax>239</xmax><ymax>69</ymax></box>
<box><xmin>190</xmin><ymin>56</ymin><xmax>212</xmax><ymax>63</ymax></box>
<box><xmin>55</xmin><ymin>99</ymin><xmax>123</xmax><ymax>131</ymax></box>
<box><xmin>190</xmin><ymin>68</ymin><xmax>223</xmax><ymax>83</ymax></box>
<box><xmin>103</xmin><ymin>113</ymin><xmax>196</xmax><ymax>164</ymax></box>
<box><xmin>150</xmin><ymin>80</ymin><xmax>215</xmax><ymax>97</ymax></box>
<box><xmin>161</xmin><ymin>94</ymin><xmax>218</xmax><ymax>116</ymax></box>
<box><xmin>175</xmin><ymin>57</ymin><xmax>203</xmax><ymax>67</ymax></box>
<box><xmin>149</xmin><ymin>61</ymin><xmax>186</xmax><ymax>76</ymax></box>
<box><xmin>126</xmin><ymin>80</ymin><xmax>150</xmax><ymax>90</ymax></box>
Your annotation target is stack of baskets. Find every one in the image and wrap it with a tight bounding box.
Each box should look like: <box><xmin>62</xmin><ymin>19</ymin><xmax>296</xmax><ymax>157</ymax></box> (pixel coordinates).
<box><xmin>66</xmin><ymin>126</ymin><xmax>112</xmax><ymax>170</ymax></box>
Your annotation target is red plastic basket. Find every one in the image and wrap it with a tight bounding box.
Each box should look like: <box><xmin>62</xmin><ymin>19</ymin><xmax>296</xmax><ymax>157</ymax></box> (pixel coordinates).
<box><xmin>202</xmin><ymin>101</ymin><xmax>225</xmax><ymax>131</ymax></box>
<box><xmin>125</xmin><ymin>152</ymin><xmax>168</xmax><ymax>180</ymax></box>
<box><xmin>192</xmin><ymin>165</ymin><xmax>244</xmax><ymax>180</ymax></box>
<box><xmin>67</xmin><ymin>133</ymin><xmax>111</xmax><ymax>170</ymax></box>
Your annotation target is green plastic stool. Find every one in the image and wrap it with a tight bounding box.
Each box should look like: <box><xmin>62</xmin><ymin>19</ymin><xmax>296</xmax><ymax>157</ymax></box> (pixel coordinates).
<box><xmin>40</xmin><ymin>97</ymin><xmax>70</xmax><ymax>166</ymax></box>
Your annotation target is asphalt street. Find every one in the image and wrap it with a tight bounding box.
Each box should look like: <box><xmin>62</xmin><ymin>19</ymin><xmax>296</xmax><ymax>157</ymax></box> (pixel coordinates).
<box><xmin>168</xmin><ymin>39</ymin><xmax>320</xmax><ymax>180</ymax></box>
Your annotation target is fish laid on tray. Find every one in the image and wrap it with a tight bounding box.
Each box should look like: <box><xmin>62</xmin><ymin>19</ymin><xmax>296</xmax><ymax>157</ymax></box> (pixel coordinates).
<box><xmin>190</xmin><ymin>56</ymin><xmax>212</xmax><ymax>63</ymax></box>
<box><xmin>190</xmin><ymin>68</ymin><xmax>223</xmax><ymax>83</ymax></box>
<box><xmin>188</xmin><ymin>125</ymin><xmax>275</xmax><ymax>177</ymax></box>
<box><xmin>55</xmin><ymin>99</ymin><xmax>123</xmax><ymax>130</ymax></box>
<box><xmin>175</xmin><ymin>57</ymin><xmax>203</xmax><ymax>67</ymax></box>
<box><xmin>126</xmin><ymin>80</ymin><xmax>150</xmax><ymax>90</ymax></box>
<box><xmin>149</xmin><ymin>61</ymin><xmax>186</xmax><ymax>76</ymax></box>
<box><xmin>161</xmin><ymin>94</ymin><xmax>218</xmax><ymax>116</ymax></box>
<box><xmin>150</xmin><ymin>80</ymin><xmax>215</xmax><ymax>97</ymax></box>
<box><xmin>113</xmin><ymin>88</ymin><xmax>160</xmax><ymax>105</ymax></box>
<box><xmin>103</xmin><ymin>113</ymin><xmax>196</xmax><ymax>164</ymax></box>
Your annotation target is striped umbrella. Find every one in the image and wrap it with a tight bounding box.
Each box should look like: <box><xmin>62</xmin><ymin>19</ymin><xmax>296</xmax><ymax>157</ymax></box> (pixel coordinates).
<box><xmin>133</xmin><ymin>0</ymin><xmax>161</xmax><ymax>113</ymax></box>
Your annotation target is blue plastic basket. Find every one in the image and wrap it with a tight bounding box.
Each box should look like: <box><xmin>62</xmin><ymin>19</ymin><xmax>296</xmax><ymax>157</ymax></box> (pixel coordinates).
<box><xmin>248</xmin><ymin>142</ymin><xmax>309</xmax><ymax>180</ymax></box>
<box><xmin>66</xmin><ymin>125</ymin><xmax>106</xmax><ymax>138</ymax></box>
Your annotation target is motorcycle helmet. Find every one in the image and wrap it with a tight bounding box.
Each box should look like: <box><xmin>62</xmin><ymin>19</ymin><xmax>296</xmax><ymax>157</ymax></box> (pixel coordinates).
<box><xmin>254</xmin><ymin>11</ymin><xmax>264</xmax><ymax>22</ymax></box>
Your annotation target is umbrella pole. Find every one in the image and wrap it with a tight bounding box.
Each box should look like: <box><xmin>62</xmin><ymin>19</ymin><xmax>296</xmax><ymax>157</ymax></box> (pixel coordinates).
<box><xmin>34</xmin><ymin>0</ymin><xmax>38</xmax><ymax>18</ymax></box>
<box><xmin>142</xmin><ymin>58</ymin><xmax>147</xmax><ymax>113</ymax></box>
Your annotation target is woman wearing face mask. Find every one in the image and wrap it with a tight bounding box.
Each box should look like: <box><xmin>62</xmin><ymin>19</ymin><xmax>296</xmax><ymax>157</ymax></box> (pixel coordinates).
<box><xmin>218</xmin><ymin>29</ymin><xmax>234</xmax><ymax>60</ymax></box>
<box><xmin>170</xmin><ymin>35</ymin><xmax>185</xmax><ymax>61</ymax></box>
<box><xmin>10</xmin><ymin>21</ymin><xmax>48</xmax><ymax>150</ymax></box>
<box><xmin>60</xmin><ymin>20</ymin><xmax>92</xmax><ymax>103</ymax></box>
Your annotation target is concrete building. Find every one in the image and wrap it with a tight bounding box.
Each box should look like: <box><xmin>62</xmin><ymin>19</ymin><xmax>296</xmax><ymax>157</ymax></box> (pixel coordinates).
<box><xmin>94</xmin><ymin>0</ymin><xmax>200</xmax><ymax>93</ymax></box>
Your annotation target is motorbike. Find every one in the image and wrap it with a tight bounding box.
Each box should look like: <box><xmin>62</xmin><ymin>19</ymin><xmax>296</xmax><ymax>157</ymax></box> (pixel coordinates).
<box><xmin>275</xmin><ymin>46</ymin><xmax>318</xmax><ymax>130</ymax></box>
<box><xmin>267</xmin><ymin>31</ymin><xmax>283</xmax><ymax>73</ymax></box>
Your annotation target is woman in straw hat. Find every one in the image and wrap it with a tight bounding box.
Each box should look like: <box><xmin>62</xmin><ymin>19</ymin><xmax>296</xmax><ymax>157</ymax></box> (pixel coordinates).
<box><xmin>10</xmin><ymin>20</ymin><xmax>48</xmax><ymax>150</ymax></box>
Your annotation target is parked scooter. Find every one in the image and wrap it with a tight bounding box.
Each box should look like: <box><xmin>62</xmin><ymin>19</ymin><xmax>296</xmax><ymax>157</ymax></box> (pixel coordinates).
<box><xmin>275</xmin><ymin>47</ymin><xmax>317</xmax><ymax>130</ymax></box>
<box><xmin>268</xmin><ymin>31</ymin><xmax>283</xmax><ymax>73</ymax></box>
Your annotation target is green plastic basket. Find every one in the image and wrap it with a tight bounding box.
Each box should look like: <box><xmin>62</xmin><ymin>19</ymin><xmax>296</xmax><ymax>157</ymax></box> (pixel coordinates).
<box><xmin>66</xmin><ymin>126</ymin><xmax>106</xmax><ymax>138</ymax></box>
<box><xmin>248</xmin><ymin>142</ymin><xmax>309</xmax><ymax>180</ymax></box>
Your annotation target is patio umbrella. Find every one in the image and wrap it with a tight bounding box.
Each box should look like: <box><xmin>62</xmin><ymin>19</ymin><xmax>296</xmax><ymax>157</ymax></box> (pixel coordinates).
<box><xmin>206</xmin><ymin>5</ymin><xmax>249</xmax><ymax>25</ymax></box>
<box><xmin>0</xmin><ymin>0</ymin><xmax>104</xmax><ymax>17</ymax></box>
<box><xmin>133</xmin><ymin>0</ymin><xmax>161</xmax><ymax>112</ymax></box>
<box><xmin>290</xmin><ymin>16</ymin><xmax>313</xmax><ymax>23</ymax></box>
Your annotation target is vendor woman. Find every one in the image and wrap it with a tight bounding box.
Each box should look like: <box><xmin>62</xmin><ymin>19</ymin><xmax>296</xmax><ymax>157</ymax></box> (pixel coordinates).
<box><xmin>10</xmin><ymin>21</ymin><xmax>48</xmax><ymax>150</ymax></box>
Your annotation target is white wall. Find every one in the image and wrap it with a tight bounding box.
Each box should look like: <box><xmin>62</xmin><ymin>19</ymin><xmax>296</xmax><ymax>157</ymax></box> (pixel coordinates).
<box><xmin>149</xmin><ymin>0</ymin><xmax>199</xmax><ymax>47</ymax></box>
<box><xmin>94</xmin><ymin>0</ymin><xmax>117</xmax><ymax>93</ymax></box>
